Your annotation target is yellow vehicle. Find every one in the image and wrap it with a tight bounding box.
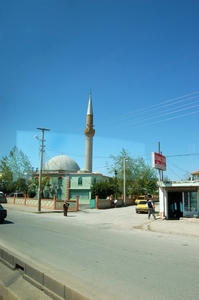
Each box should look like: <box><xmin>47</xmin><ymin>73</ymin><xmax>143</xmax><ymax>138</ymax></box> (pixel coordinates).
<box><xmin>135</xmin><ymin>200</ymin><xmax>155</xmax><ymax>214</ymax></box>
<box><xmin>135</xmin><ymin>194</ymin><xmax>153</xmax><ymax>204</ymax></box>
<box><xmin>135</xmin><ymin>195</ymin><xmax>147</xmax><ymax>204</ymax></box>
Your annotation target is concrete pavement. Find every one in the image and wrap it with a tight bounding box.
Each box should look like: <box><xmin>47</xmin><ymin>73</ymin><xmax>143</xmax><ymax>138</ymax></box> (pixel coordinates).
<box><xmin>1</xmin><ymin>203</ymin><xmax>199</xmax><ymax>300</ymax></box>
<box><xmin>3</xmin><ymin>203</ymin><xmax>199</xmax><ymax>237</ymax></box>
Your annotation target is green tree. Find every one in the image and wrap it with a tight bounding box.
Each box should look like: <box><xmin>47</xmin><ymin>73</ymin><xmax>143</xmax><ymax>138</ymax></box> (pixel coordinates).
<box><xmin>106</xmin><ymin>148</ymin><xmax>158</xmax><ymax>196</ymax></box>
<box><xmin>91</xmin><ymin>180</ymin><xmax>115</xmax><ymax>199</ymax></box>
<box><xmin>0</xmin><ymin>146</ymin><xmax>33</xmax><ymax>193</ymax></box>
<box><xmin>27</xmin><ymin>176</ymin><xmax>50</xmax><ymax>198</ymax></box>
<box><xmin>27</xmin><ymin>176</ymin><xmax>38</xmax><ymax>198</ymax></box>
<box><xmin>0</xmin><ymin>161</ymin><xmax>13</xmax><ymax>192</ymax></box>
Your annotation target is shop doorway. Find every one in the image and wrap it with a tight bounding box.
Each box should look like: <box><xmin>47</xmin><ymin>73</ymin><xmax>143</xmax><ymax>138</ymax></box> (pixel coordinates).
<box><xmin>168</xmin><ymin>192</ymin><xmax>183</xmax><ymax>220</ymax></box>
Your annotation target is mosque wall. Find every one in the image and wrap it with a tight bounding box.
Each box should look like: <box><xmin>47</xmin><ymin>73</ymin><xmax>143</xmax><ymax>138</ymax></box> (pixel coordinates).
<box><xmin>41</xmin><ymin>172</ymin><xmax>110</xmax><ymax>203</ymax></box>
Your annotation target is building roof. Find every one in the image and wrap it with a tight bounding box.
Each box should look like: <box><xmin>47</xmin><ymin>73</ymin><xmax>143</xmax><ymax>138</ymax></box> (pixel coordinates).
<box><xmin>43</xmin><ymin>155</ymin><xmax>80</xmax><ymax>172</ymax></box>
<box><xmin>192</xmin><ymin>170</ymin><xmax>199</xmax><ymax>175</ymax></box>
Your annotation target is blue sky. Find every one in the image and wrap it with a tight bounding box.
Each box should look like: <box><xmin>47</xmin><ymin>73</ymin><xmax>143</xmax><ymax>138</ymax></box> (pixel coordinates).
<box><xmin>0</xmin><ymin>0</ymin><xmax>199</xmax><ymax>180</ymax></box>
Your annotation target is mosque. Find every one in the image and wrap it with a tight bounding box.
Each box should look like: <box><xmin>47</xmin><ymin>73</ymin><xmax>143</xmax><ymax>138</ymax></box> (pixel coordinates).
<box><xmin>41</xmin><ymin>92</ymin><xmax>110</xmax><ymax>204</ymax></box>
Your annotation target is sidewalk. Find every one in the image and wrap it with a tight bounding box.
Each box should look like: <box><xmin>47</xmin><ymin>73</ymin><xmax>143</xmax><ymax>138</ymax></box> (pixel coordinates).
<box><xmin>3</xmin><ymin>203</ymin><xmax>199</xmax><ymax>237</ymax></box>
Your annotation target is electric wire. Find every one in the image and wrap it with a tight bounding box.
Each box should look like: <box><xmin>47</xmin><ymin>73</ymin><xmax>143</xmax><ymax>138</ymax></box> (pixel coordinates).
<box><xmin>97</xmin><ymin>90</ymin><xmax>199</xmax><ymax>126</ymax></box>
<box><xmin>97</xmin><ymin>90</ymin><xmax>199</xmax><ymax>133</ymax></box>
<box><xmin>99</xmin><ymin>102</ymin><xmax>199</xmax><ymax>132</ymax></box>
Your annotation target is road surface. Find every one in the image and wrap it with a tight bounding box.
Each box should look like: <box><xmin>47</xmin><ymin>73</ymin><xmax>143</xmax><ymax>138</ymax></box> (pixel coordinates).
<box><xmin>0</xmin><ymin>209</ymin><xmax>199</xmax><ymax>300</ymax></box>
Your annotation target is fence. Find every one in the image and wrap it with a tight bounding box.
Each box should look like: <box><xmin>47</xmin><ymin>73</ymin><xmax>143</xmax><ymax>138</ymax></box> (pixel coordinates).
<box><xmin>6</xmin><ymin>195</ymin><xmax>79</xmax><ymax>212</ymax></box>
<box><xmin>95</xmin><ymin>195</ymin><xmax>136</xmax><ymax>209</ymax></box>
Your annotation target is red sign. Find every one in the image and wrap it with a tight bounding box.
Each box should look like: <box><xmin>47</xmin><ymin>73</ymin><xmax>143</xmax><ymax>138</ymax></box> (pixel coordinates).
<box><xmin>152</xmin><ymin>152</ymin><xmax>166</xmax><ymax>171</ymax></box>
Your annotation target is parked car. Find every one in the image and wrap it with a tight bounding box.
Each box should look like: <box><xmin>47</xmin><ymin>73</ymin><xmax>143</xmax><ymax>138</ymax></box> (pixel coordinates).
<box><xmin>135</xmin><ymin>194</ymin><xmax>153</xmax><ymax>204</ymax></box>
<box><xmin>0</xmin><ymin>191</ymin><xmax>7</xmax><ymax>203</ymax></box>
<box><xmin>135</xmin><ymin>195</ymin><xmax>146</xmax><ymax>204</ymax></box>
<box><xmin>0</xmin><ymin>204</ymin><xmax>7</xmax><ymax>223</ymax></box>
<box><xmin>9</xmin><ymin>192</ymin><xmax>24</xmax><ymax>197</ymax></box>
<box><xmin>135</xmin><ymin>200</ymin><xmax>155</xmax><ymax>213</ymax></box>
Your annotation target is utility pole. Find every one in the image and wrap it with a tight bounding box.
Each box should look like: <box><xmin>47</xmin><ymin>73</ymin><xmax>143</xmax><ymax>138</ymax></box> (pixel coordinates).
<box><xmin>114</xmin><ymin>169</ymin><xmax>118</xmax><ymax>199</ymax></box>
<box><xmin>36</xmin><ymin>127</ymin><xmax>50</xmax><ymax>212</ymax></box>
<box><xmin>123</xmin><ymin>158</ymin><xmax>127</xmax><ymax>206</ymax></box>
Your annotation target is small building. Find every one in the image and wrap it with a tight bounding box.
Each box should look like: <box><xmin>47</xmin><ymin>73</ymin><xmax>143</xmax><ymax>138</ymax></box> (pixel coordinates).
<box><xmin>158</xmin><ymin>172</ymin><xmax>199</xmax><ymax>219</ymax></box>
<box><xmin>40</xmin><ymin>154</ymin><xmax>110</xmax><ymax>205</ymax></box>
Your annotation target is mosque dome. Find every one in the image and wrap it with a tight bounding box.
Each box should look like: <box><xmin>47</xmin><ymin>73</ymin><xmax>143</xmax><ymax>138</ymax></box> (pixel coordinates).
<box><xmin>43</xmin><ymin>155</ymin><xmax>80</xmax><ymax>172</ymax></box>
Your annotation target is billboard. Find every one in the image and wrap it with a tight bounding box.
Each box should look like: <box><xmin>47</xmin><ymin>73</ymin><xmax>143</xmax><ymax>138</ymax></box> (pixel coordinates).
<box><xmin>152</xmin><ymin>152</ymin><xmax>166</xmax><ymax>171</ymax></box>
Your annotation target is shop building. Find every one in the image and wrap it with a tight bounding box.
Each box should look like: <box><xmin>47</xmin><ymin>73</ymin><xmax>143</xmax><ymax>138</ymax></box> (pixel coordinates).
<box><xmin>159</xmin><ymin>172</ymin><xmax>199</xmax><ymax>219</ymax></box>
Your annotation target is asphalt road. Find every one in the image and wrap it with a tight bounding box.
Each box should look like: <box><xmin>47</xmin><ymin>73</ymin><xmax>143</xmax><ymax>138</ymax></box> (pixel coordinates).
<box><xmin>1</xmin><ymin>208</ymin><xmax>199</xmax><ymax>300</ymax></box>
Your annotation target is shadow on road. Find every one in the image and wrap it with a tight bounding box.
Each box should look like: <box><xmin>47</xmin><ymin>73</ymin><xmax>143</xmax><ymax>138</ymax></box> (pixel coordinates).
<box><xmin>1</xmin><ymin>220</ymin><xmax>14</xmax><ymax>225</ymax></box>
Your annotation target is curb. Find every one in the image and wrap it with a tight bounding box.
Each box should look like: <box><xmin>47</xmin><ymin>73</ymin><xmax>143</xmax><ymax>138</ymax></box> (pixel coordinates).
<box><xmin>0</xmin><ymin>247</ymin><xmax>89</xmax><ymax>300</ymax></box>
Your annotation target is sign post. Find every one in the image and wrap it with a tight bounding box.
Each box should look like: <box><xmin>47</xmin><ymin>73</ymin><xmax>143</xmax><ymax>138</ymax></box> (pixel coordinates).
<box><xmin>152</xmin><ymin>152</ymin><xmax>166</xmax><ymax>171</ymax></box>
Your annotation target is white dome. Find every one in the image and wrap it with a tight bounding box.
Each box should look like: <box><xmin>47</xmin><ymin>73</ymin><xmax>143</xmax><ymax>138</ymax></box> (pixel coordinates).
<box><xmin>43</xmin><ymin>155</ymin><xmax>80</xmax><ymax>172</ymax></box>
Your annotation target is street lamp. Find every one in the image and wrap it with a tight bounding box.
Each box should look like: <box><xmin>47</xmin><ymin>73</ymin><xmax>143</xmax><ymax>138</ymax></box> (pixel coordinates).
<box><xmin>35</xmin><ymin>127</ymin><xmax>50</xmax><ymax>212</ymax></box>
<box><xmin>123</xmin><ymin>158</ymin><xmax>128</xmax><ymax>206</ymax></box>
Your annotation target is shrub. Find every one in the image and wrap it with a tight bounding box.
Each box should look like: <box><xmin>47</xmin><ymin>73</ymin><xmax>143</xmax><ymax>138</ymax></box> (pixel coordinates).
<box><xmin>28</xmin><ymin>190</ymin><xmax>36</xmax><ymax>198</ymax></box>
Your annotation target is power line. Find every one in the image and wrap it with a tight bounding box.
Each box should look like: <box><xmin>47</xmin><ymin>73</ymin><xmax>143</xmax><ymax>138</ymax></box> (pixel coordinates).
<box><xmin>97</xmin><ymin>90</ymin><xmax>199</xmax><ymax>126</ymax></box>
<box><xmin>99</xmin><ymin>102</ymin><xmax>199</xmax><ymax>133</ymax></box>
<box><xmin>110</xmin><ymin>109</ymin><xmax>199</xmax><ymax>133</ymax></box>
<box><xmin>166</xmin><ymin>157</ymin><xmax>193</xmax><ymax>179</ymax></box>
<box><xmin>166</xmin><ymin>165</ymin><xmax>185</xmax><ymax>180</ymax></box>
<box><xmin>97</xmin><ymin>90</ymin><xmax>199</xmax><ymax>133</ymax></box>
<box><xmin>166</xmin><ymin>153</ymin><xmax>199</xmax><ymax>157</ymax></box>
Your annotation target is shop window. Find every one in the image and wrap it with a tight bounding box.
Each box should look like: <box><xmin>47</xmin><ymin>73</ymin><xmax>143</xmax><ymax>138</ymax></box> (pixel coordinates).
<box><xmin>184</xmin><ymin>191</ymin><xmax>197</xmax><ymax>211</ymax></box>
<box><xmin>190</xmin><ymin>192</ymin><xmax>197</xmax><ymax>211</ymax></box>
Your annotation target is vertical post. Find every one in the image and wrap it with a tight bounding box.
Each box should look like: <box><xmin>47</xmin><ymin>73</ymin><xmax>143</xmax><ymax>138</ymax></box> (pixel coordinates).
<box><xmin>114</xmin><ymin>169</ymin><xmax>118</xmax><ymax>199</ymax></box>
<box><xmin>37</xmin><ymin>127</ymin><xmax>50</xmax><ymax>212</ymax></box>
<box><xmin>95</xmin><ymin>195</ymin><xmax>99</xmax><ymax>209</ymax></box>
<box><xmin>123</xmin><ymin>158</ymin><xmax>126</xmax><ymax>206</ymax></box>
<box><xmin>158</xmin><ymin>141</ymin><xmax>165</xmax><ymax>218</ymax></box>
<box><xmin>158</xmin><ymin>142</ymin><xmax>163</xmax><ymax>182</ymax></box>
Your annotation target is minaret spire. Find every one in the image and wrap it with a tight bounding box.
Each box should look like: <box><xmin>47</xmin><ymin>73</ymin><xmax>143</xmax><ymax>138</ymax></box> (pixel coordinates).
<box><xmin>84</xmin><ymin>91</ymin><xmax>95</xmax><ymax>172</ymax></box>
<box><xmin>87</xmin><ymin>90</ymin><xmax>93</xmax><ymax>115</ymax></box>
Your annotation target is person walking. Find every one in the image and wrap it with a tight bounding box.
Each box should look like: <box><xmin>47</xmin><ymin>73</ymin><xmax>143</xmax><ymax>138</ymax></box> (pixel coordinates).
<box><xmin>147</xmin><ymin>199</ymin><xmax>156</xmax><ymax>220</ymax></box>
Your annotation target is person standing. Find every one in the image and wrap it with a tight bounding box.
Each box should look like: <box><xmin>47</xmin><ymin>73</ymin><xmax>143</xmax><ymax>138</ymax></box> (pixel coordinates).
<box><xmin>113</xmin><ymin>199</ymin><xmax>118</xmax><ymax>208</ymax></box>
<box><xmin>63</xmin><ymin>201</ymin><xmax>70</xmax><ymax>217</ymax></box>
<box><xmin>147</xmin><ymin>199</ymin><xmax>156</xmax><ymax>220</ymax></box>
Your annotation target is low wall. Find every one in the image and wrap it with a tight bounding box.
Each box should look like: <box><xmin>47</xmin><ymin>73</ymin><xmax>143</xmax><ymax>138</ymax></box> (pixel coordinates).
<box><xmin>6</xmin><ymin>195</ymin><xmax>136</xmax><ymax>211</ymax></box>
<box><xmin>95</xmin><ymin>196</ymin><xmax>135</xmax><ymax>209</ymax></box>
<box><xmin>6</xmin><ymin>196</ymin><xmax>79</xmax><ymax>212</ymax></box>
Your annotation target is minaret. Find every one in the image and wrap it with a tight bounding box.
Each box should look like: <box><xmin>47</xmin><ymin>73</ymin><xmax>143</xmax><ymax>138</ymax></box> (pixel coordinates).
<box><xmin>84</xmin><ymin>91</ymin><xmax>95</xmax><ymax>172</ymax></box>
